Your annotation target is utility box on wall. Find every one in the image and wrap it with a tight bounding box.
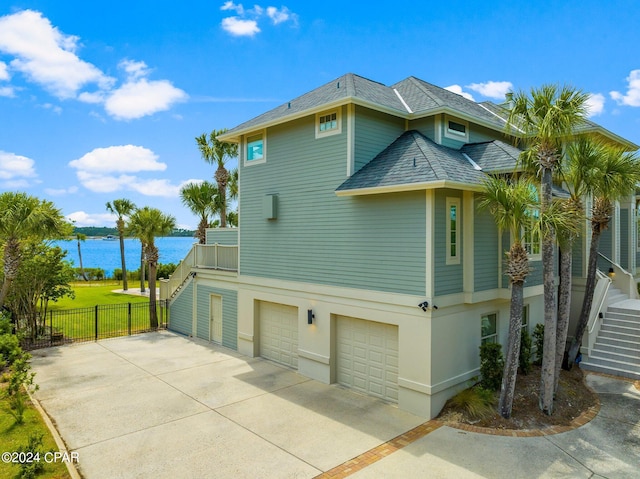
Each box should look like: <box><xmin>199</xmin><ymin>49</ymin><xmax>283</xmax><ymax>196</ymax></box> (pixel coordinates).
<box><xmin>263</xmin><ymin>194</ymin><xmax>278</xmax><ymax>220</ymax></box>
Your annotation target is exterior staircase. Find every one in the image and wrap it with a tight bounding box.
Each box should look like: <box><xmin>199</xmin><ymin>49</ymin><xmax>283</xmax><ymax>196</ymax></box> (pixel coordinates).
<box><xmin>580</xmin><ymin>287</ymin><xmax>640</xmax><ymax>380</ymax></box>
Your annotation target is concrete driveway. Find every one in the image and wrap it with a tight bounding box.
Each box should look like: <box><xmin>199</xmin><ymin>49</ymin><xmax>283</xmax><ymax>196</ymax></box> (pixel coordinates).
<box><xmin>30</xmin><ymin>331</ymin><xmax>640</xmax><ymax>479</ymax></box>
<box><xmin>29</xmin><ymin>331</ymin><xmax>425</xmax><ymax>478</ymax></box>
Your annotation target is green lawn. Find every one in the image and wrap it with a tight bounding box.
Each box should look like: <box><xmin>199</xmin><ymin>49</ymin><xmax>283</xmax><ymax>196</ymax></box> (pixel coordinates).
<box><xmin>39</xmin><ymin>281</ymin><xmax>164</xmax><ymax>343</ymax></box>
<box><xmin>0</xmin><ymin>387</ymin><xmax>71</xmax><ymax>478</ymax></box>
<box><xmin>49</xmin><ymin>281</ymin><xmax>150</xmax><ymax>310</ymax></box>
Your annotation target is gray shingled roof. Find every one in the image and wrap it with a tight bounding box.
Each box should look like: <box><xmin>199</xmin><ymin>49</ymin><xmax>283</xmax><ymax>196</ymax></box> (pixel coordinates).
<box><xmin>336</xmin><ymin>130</ymin><xmax>488</xmax><ymax>193</ymax></box>
<box><xmin>461</xmin><ymin>140</ymin><xmax>522</xmax><ymax>172</ymax></box>
<box><xmin>225</xmin><ymin>73</ymin><xmax>407</xmax><ymax>135</ymax></box>
<box><xmin>392</xmin><ymin>77</ymin><xmax>508</xmax><ymax>130</ymax></box>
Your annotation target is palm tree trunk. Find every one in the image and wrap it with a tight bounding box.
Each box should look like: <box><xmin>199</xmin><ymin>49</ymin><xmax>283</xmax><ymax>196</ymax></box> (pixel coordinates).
<box><xmin>77</xmin><ymin>239</ymin><xmax>88</xmax><ymax>281</ymax></box>
<box><xmin>0</xmin><ymin>239</ymin><xmax>20</xmax><ymax>309</ymax></box>
<box><xmin>499</xmin><ymin>279</ymin><xmax>524</xmax><ymax>418</ymax></box>
<box><xmin>539</xmin><ymin>167</ymin><xmax>557</xmax><ymax>415</ymax></box>
<box><xmin>147</xmin><ymin>245</ymin><xmax>158</xmax><ymax>330</ymax></box>
<box><xmin>119</xmin><ymin>233</ymin><xmax>128</xmax><ymax>291</ymax></box>
<box><xmin>555</xmin><ymin>246</ymin><xmax>572</xmax><ymax>393</ymax></box>
<box><xmin>215</xmin><ymin>166</ymin><xmax>229</xmax><ymax>228</ymax></box>
<box><xmin>567</xmin><ymin>223</ymin><xmax>602</xmax><ymax>366</ymax></box>
<box><xmin>139</xmin><ymin>246</ymin><xmax>146</xmax><ymax>293</ymax></box>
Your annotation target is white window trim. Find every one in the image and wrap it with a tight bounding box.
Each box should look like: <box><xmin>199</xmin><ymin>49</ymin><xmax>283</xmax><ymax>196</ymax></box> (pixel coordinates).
<box><xmin>315</xmin><ymin>109</ymin><xmax>342</xmax><ymax>139</ymax></box>
<box><xmin>481</xmin><ymin>312</ymin><xmax>498</xmax><ymax>345</ymax></box>
<box><xmin>244</xmin><ymin>130</ymin><xmax>267</xmax><ymax>166</ymax></box>
<box><xmin>444</xmin><ymin>115</ymin><xmax>469</xmax><ymax>142</ymax></box>
<box><xmin>446</xmin><ymin>197</ymin><xmax>461</xmax><ymax>265</ymax></box>
<box><xmin>522</xmin><ymin>219</ymin><xmax>541</xmax><ymax>261</ymax></box>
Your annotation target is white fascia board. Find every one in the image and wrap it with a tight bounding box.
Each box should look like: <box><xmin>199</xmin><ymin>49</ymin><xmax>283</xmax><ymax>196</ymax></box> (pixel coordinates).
<box><xmin>335</xmin><ymin>180</ymin><xmax>483</xmax><ymax>197</ymax></box>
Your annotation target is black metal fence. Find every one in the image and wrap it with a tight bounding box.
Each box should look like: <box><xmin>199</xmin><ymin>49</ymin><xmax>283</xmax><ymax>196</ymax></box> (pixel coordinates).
<box><xmin>18</xmin><ymin>300</ymin><xmax>169</xmax><ymax>350</ymax></box>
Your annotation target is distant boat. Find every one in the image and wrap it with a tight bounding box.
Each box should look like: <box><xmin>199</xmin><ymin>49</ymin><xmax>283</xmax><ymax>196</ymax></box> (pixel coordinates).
<box><xmin>102</xmin><ymin>235</ymin><xmax>117</xmax><ymax>241</ymax></box>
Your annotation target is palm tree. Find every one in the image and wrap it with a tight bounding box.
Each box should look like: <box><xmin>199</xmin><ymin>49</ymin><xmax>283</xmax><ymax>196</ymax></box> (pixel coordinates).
<box><xmin>567</xmin><ymin>143</ymin><xmax>640</xmax><ymax>366</ymax></box>
<box><xmin>0</xmin><ymin>192</ymin><xmax>70</xmax><ymax>309</ymax></box>
<box><xmin>127</xmin><ymin>207</ymin><xmax>176</xmax><ymax>329</ymax></box>
<box><xmin>552</xmin><ymin>138</ymin><xmax>602</xmax><ymax>390</ymax></box>
<box><xmin>106</xmin><ymin>199</ymin><xmax>136</xmax><ymax>290</ymax></box>
<box><xmin>506</xmin><ymin>84</ymin><xmax>589</xmax><ymax>415</ymax></box>
<box><xmin>478</xmin><ymin>175</ymin><xmax>538</xmax><ymax>418</ymax></box>
<box><xmin>196</xmin><ymin>129</ymin><xmax>238</xmax><ymax>228</ymax></box>
<box><xmin>180</xmin><ymin>181</ymin><xmax>219</xmax><ymax>244</ymax></box>
<box><xmin>76</xmin><ymin>233</ymin><xmax>88</xmax><ymax>281</ymax></box>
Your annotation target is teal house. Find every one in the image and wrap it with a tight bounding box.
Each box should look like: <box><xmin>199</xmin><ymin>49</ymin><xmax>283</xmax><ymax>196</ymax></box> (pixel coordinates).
<box><xmin>161</xmin><ymin>74</ymin><xmax>640</xmax><ymax>418</ymax></box>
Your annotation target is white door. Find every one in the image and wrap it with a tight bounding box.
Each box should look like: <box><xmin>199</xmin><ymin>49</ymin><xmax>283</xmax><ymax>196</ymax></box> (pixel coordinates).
<box><xmin>336</xmin><ymin>316</ymin><xmax>399</xmax><ymax>403</ymax></box>
<box><xmin>210</xmin><ymin>295</ymin><xmax>222</xmax><ymax>344</ymax></box>
<box><xmin>259</xmin><ymin>301</ymin><xmax>299</xmax><ymax>369</ymax></box>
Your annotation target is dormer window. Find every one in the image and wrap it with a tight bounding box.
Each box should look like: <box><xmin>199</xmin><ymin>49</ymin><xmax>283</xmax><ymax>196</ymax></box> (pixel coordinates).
<box><xmin>444</xmin><ymin>115</ymin><xmax>469</xmax><ymax>142</ymax></box>
<box><xmin>316</xmin><ymin>109</ymin><xmax>342</xmax><ymax>138</ymax></box>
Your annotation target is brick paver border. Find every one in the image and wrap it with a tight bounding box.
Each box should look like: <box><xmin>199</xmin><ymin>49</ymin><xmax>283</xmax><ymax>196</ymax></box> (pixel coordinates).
<box><xmin>314</xmin><ymin>371</ymin><xmax>639</xmax><ymax>478</ymax></box>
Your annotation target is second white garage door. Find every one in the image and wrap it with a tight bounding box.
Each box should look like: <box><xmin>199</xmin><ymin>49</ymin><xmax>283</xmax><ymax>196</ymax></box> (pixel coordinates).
<box><xmin>259</xmin><ymin>301</ymin><xmax>299</xmax><ymax>369</ymax></box>
<box><xmin>336</xmin><ymin>316</ymin><xmax>399</xmax><ymax>403</ymax></box>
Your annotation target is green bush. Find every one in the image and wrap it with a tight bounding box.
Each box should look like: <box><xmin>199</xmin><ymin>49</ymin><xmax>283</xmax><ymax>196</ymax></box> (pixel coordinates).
<box><xmin>7</xmin><ymin>353</ymin><xmax>38</xmax><ymax>397</ymax></box>
<box><xmin>0</xmin><ymin>333</ymin><xmax>21</xmax><ymax>367</ymax></box>
<box><xmin>479</xmin><ymin>342</ymin><xmax>504</xmax><ymax>391</ymax></box>
<box><xmin>532</xmin><ymin>323</ymin><xmax>545</xmax><ymax>366</ymax></box>
<box><xmin>16</xmin><ymin>433</ymin><xmax>47</xmax><ymax>479</ymax></box>
<box><xmin>0</xmin><ymin>314</ymin><xmax>12</xmax><ymax>335</ymax></box>
<box><xmin>450</xmin><ymin>386</ymin><xmax>495</xmax><ymax>419</ymax></box>
<box><xmin>8</xmin><ymin>391</ymin><xmax>27</xmax><ymax>425</ymax></box>
<box><xmin>519</xmin><ymin>327</ymin><xmax>533</xmax><ymax>375</ymax></box>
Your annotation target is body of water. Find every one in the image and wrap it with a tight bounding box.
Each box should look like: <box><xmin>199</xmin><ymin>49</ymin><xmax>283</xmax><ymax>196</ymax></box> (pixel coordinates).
<box><xmin>53</xmin><ymin>236</ymin><xmax>196</xmax><ymax>278</ymax></box>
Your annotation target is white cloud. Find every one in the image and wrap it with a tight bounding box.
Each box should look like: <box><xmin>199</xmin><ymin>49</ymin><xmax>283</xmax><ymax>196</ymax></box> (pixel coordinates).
<box><xmin>66</xmin><ymin>211</ymin><xmax>115</xmax><ymax>227</ymax></box>
<box><xmin>69</xmin><ymin>145</ymin><xmax>166</xmax><ymax>174</ymax></box>
<box><xmin>610</xmin><ymin>70</ymin><xmax>640</xmax><ymax>107</ymax></box>
<box><xmin>0</xmin><ymin>86</ymin><xmax>15</xmax><ymax>97</ymax></box>
<box><xmin>221</xmin><ymin>17</ymin><xmax>260</xmax><ymax>36</ymax></box>
<box><xmin>69</xmin><ymin>145</ymin><xmax>188</xmax><ymax>197</ymax></box>
<box><xmin>0</xmin><ymin>61</ymin><xmax>9</xmax><ymax>80</ymax></box>
<box><xmin>0</xmin><ymin>150</ymin><xmax>37</xmax><ymax>180</ymax></box>
<box><xmin>585</xmin><ymin>93</ymin><xmax>605</xmax><ymax>117</ymax></box>
<box><xmin>466</xmin><ymin>81</ymin><xmax>513</xmax><ymax>99</ymax></box>
<box><xmin>104</xmin><ymin>77</ymin><xmax>188</xmax><ymax>120</ymax></box>
<box><xmin>444</xmin><ymin>85</ymin><xmax>475</xmax><ymax>101</ymax></box>
<box><xmin>45</xmin><ymin>186</ymin><xmax>78</xmax><ymax>196</ymax></box>
<box><xmin>41</xmin><ymin>102</ymin><xmax>62</xmax><ymax>114</ymax></box>
<box><xmin>0</xmin><ymin>10</ymin><xmax>186</xmax><ymax>120</ymax></box>
<box><xmin>0</xmin><ymin>10</ymin><xmax>113</xmax><ymax>99</ymax></box>
<box><xmin>267</xmin><ymin>6</ymin><xmax>297</xmax><ymax>25</ymax></box>
<box><xmin>119</xmin><ymin>59</ymin><xmax>151</xmax><ymax>80</ymax></box>
<box><xmin>220</xmin><ymin>3</ymin><xmax>297</xmax><ymax>36</ymax></box>
<box><xmin>221</xmin><ymin>1</ymin><xmax>245</xmax><ymax>14</ymax></box>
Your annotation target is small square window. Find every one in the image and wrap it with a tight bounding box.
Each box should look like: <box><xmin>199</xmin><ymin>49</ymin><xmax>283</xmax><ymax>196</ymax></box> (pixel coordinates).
<box><xmin>316</xmin><ymin>110</ymin><xmax>342</xmax><ymax>138</ymax></box>
<box><xmin>444</xmin><ymin>115</ymin><xmax>469</xmax><ymax>142</ymax></box>
<box><xmin>245</xmin><ymin>132</ymin><xmax>266</xmax><ymax>164</ymax></box>
<box><xmin>481</xmin><ymin>313</ymin><xmax>497</xmax><ymax>345</ymax></box>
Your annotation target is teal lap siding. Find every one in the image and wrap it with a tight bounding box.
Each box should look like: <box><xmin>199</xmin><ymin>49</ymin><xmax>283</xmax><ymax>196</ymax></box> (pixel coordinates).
<box><xmin>169</xmin><ymin>282</ymin><xmax>193</xmax><ymax>336</ymax></box>
<box><xmin>474</xmin><ymin>196</ymin><xmax>499</xmax><ymax>292</ymax></box>
<box><xmin>240</xmin><ymin>116</ymin><xmax>426</xmax><ymax>296</ymax></box>
<box><xmin>195</xmin><ymin>285</ymin><xmax>238</xmax><ymax>350</ymax></box>
<box><xmin>620</xmin><ymin>210</ymin><xmax>629</xmax><ymax>270</ymax></box>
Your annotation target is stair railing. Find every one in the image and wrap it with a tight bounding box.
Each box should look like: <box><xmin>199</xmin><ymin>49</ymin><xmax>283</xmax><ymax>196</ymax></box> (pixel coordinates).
<box><xmin>597</xmin><ymin>253</ymin><xmax>638</xmax><ymax>299</ymax></box>
<box><xmin>587</xmin><ymin>270</ymin><xmax>612</xmax><ymax>356</ymax></box>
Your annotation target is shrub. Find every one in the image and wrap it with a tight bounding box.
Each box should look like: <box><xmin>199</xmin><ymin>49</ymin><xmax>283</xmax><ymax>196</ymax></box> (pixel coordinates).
<box><xmin>7</xmin><ymin>353</ymin><xmax>38</xmax><ymax>397</ymax></box>
<box><xmin>532</xmin><ymin>323</ymin><xmax>545</xmax><ymax>366</ymax></box>
<box><xmin>519</xmin><ymin>327</ymin><xmax>533</xmax><ymax>375</ymax></box>
<box><xmin>16</xmin><ymin>433</ymin><xmax>47</xmax><ymax>479</ymax></box>
<box><xmin>479</xmin><ymin>342</ymin><xmax>504</xmax><ymax>391</ymax></box>
<box><xmin>8</xmin><ymin>391</ymin><xmax>27</xmax><ymax>425</ymax></box>
<box><xmin>0</xmin><ymin>333</ymin><xmax>22</xmax><ymax>367</ymax></box>
<box><xmin>0</xmin><ymin>314</ymin><xmax>12</xmax><ymax>334</ymax></box>
<box><xmin>450</xmin><ymin>386</ymin><xmax>495</xmax><ymax>419</ymax></box>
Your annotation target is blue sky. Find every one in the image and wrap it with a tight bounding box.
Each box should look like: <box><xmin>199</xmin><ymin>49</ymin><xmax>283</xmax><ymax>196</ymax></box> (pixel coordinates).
<box><xmin>1</xmin><ymin>0</ymin><xmax>639</xmax><ymax>229</ymax></box>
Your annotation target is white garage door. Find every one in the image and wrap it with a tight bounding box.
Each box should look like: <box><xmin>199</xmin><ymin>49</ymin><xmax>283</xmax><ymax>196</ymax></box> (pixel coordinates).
<box><xmin>259</xmin><ymin>302</ymin><xmax>299</xmax><ymax>369</ymax></box>
<box><xmin>336</xmin><ymin>316</ymin><xmax>399</xmax><ymax>403</ymax></box>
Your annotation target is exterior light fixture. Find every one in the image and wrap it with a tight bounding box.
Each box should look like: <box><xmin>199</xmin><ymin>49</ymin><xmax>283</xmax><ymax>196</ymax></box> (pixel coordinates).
<box><xmin>608</xmin><ymin>267</ymin><xmax>615</xmax><ymax>279</ymax></box>
<box><xmin>307</xmin><ymin>309</ymin><xmax>315</xmax><ymax>324</ymax></box>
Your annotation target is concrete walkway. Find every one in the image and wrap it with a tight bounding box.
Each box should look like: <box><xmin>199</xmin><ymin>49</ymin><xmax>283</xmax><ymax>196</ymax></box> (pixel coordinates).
<box><xmin>30</xmin><ymin>332</ymin><xmax>640</xmax><ymax>478</ymax></box>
